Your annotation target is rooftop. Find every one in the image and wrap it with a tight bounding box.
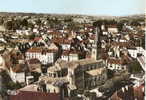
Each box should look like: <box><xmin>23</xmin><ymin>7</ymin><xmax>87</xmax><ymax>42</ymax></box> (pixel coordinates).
<box><xmin>86</xmin><ymin>68</ymin><xmax>105</xmax><ymax>76</ymax></box>
<box><xmin>27</xmin><ymin>47</ymin><xmax>58</xmax><ymax>53</ymax></box>
<box><xmin>12</xmin><ymin>64</ymin><xmax>28</xmax><ymax>73</ymax></box>
<box><xmin>39</xmin><ymin>75</ymin><xmax>68</xmax><ymax>85</ymax></box>
<box><xmin>50</xmin><ymin>59</ymin><xmax>104</xmax><ymax>70</ymax></box>
<box><xmin>9</xmin><ymin>91</ymin><xmax>60</xmax><ymax>100</ymax></box>
<box><xmin>19</xmin><ymin>84</ymin><xmax>38</xmax><ymax>92</ymax></box>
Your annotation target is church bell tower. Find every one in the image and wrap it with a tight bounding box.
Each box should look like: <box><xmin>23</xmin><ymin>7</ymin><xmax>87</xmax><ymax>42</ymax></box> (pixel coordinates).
<box><xmin>91</xmin><ymin>27</ymin><xmax>100</xmax><ymax>60</ymax></box>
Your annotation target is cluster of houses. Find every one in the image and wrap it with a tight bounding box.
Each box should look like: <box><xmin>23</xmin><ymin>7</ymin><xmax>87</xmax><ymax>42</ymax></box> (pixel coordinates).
<box><xmin>0</xmin><ymin>14</ymin><xmax>145</xmax><ymax>100</ymax></box>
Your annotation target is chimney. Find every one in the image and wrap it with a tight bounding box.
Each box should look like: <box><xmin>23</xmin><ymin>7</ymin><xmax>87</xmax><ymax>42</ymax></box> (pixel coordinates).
<box><xmin>125</xmin><ymin>85</ymin><xmax>128</xmax><ymax>90</ymax></box>
<box><xmin>122</xmin><ymin>87</ymin><xmax>125</xmax><ymax>92</ymax></box>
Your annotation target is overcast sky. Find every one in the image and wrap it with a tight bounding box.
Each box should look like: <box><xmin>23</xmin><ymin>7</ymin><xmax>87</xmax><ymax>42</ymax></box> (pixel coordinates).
<box><xmin>0</xmin><ymin>0</ymin><xmax>145</xmax><ymax>16</ymax></box>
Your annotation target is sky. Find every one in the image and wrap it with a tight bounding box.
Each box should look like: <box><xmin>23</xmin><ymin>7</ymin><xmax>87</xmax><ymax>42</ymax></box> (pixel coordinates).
<box><xmin>0</xmin><ymin>0</ymin><xmax>145</xmax><ymax>16</ymax></box>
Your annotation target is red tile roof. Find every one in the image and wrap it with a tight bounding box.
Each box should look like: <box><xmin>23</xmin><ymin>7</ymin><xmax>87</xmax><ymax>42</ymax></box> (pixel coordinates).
<box><xmin>111</xmin><ymin>41</ymin><xmax>134</xmax><ymax>48</ymax></box>
<box><xmin>107</xmin><ymin>55</ymin><xmax>132</xmax><ymax>65</ymax></box>
<box><xmin>12</xmin><ymin>64</ymin><xmax>28</xmax><ymax>73</ymax></box>
<box><xmin>62</xmin><ymin>50</ymin><xmax>70</xmax><ymax>56</ymax></box>
<box><xmin>107</xmin><ymin>25</ymin><xmax>118</xmax><ymax>28</ymax></box>
<box><xmin>133</xmin><ymin>83</ymin><xmax>145</xmax><ymax>100</ymax></box>
<box><xmin>52</xmin><ymin>38</ymin><xmax>72</xmax><ymax>44</ymax></box>
<box><xmin>110</xmin><ymin>84</ymin><xmax>144</xmax><ymax>100</ymax></box>
<box><xmin>27</xmin><ymin>58</ymin><xmax>41</xmax><ymax>64</ymax></box>
<box><xmin>62</xmin><ymin>50</ymin><xmax>82</xmax><ymax>55</ymax></box>
<box><xmin>101</xmin><ymin>53</ymin><xmax>109</xmax><ymax>60</ymax></box>
<box><xmin>49</xmin><ymin>32</ymin><xmax>61</xmax><ymax>36</ymax></box>
<box><xmin>89</xmin><ymin>34</ymin><xmax>96</xmax><ymax>40</ymax></box>
<box><xmin>107</xmin><ymin>58</ymin><xmax>123</xmax><ymax>65</ymax></box>
<box><xmin>9</xmin><ymin>91</ymin><xmax>61</xmax><ymax>100</ymax></box>
<box><xmin>27</xmin><ymin>47</ymin><xmax>42</xmax><ymax>53</ymax></box>
<box><xmin>34</xmin><ymin>37</ymin><xmax>42</xmax><ymax>41</ymax></box>
<box><xmin>27</xmin><ymin>47</ymin><xmax>58</xmax><ymax>53</ymax></box>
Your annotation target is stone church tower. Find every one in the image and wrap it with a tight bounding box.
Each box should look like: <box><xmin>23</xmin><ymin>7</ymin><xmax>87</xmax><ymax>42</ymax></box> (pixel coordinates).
<box><xmin>91</xmin><ymin>27</ymin><xmax>100</xmax><ymax>60</ymax></box>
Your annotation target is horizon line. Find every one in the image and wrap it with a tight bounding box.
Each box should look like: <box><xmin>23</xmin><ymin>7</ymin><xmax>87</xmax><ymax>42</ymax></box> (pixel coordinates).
<box><xmin>0</xmin><ymin>11</ymin><xmax>145</xmax><ymax>17</ymax></box>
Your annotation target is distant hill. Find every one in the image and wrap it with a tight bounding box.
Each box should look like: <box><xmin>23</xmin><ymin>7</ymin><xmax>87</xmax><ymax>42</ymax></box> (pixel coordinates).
<box><xmin>0</xmin><ymin>12</ymin><xmax>145</xmax><ymax>21</ymax></box>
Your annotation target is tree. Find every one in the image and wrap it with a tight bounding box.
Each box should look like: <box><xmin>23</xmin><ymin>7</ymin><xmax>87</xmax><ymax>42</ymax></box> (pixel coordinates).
<box><xmin>130</xmin><ymin>20</ymin><xmax>141</xmax><ymax>26</ymax></box>
<box><xmin>93</xmin><ymin>20</ymin><xmax>103</xmax><ymax>27</ymax></box>
<box><xmin>7</xmin><ymin>81</ymin><xmax>22</xmax><ymax>90</ymax></box>
<box><xmin>29</xmin><ymin>33</ymin><xmax>35</xmax><ymax>40</ymax></box>
<box><xmin>13</xmin><ymin>19</ymin><xmax>21</xmax><ymax>30</ymax></box>
<box><xmin>28</xmin><ymin>22</ymin><xmax>34</xmax><ymax>30</ymax></box>
<box><xmin>4</xmin><ymin>20</ymin><xmax>13</xmax><ymax>30</ymax></box>
<box><xmin>0</xmin><ymin>17</ymin><xmax>4</xmax><ymax>25</ymax></box>
<box><xmin>128</xmin><ymin>60</ymin><xmax>143</xmax><ymax>74</ymax></box>
<box><xmin>117</xmin><ymin>22</ymin><xmax>124</xmax><ymax>31</ymax></box>
<box><xmin>107</xmin><ymin>69</ymin><xmax>114</xmax><ymax>79</ymax></box>
<box><xmin>64</xmin><ymin>18</ymin><xmax>72</xmax><ymax>22</ymax></box>
<box><xmin>107</xmin><ymin>19</ymin><xmax>117</xmax><ymax>25</ymax></box>
<box><xmin>36</xmin><ymin>18</ymin><xmax>41</xmax><ymax>26</ymax></box>
<box><xmin>0</xmin><ymin>71</ymin><xmax>22</xmax><ymax>90</ymax></box>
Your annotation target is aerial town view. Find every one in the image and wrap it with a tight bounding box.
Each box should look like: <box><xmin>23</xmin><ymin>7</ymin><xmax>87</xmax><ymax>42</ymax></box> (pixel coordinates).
<box><xmin>0</xmin><ymin>0</ymin><xmax>145</xmax><ymax>100</ymax></box>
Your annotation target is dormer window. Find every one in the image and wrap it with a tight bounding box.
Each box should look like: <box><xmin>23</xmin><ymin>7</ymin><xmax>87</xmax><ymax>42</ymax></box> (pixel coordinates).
<box><xmin>54</xmin><ymin>73</ymin><xmax>56</xmax><ymax>78</ymax></box>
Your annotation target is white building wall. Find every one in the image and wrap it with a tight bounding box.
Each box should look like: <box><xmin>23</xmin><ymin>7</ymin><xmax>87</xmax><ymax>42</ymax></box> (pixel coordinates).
<box><xmin>10</xmin><ymin>70</ymin><xmax>25</xmax><ymax>83</ymax></box>
<box><xmin>107</xmin><ymin>63</ymin><xmax>125</xmax><ymax>71</ymax></box>
<box><xmin>128</xmin><ymin>49</ymin><xmax>138</xmax><ymax>58</ymax></box>
<box><xmin>69</xmin><ymin>54</ymin><xmax>79</xmax><ymax>61</ymax></box>
<box><xmin>46</xmin><ymin>84</ymin><xmax>60</xmax><ymax>93</ymax></box>
<box><xmin>26</xmin><ymin>52</ymin><xmax>55</xmax><ymax>64</ymax></box>
<box><xmin>108</xmin><ymin>28</ymin><xmax>118</xmax><ymax>33</ymax></box>
<box><xmin>61</xmin><ymin>55</ymin><xmax>69</xmax><ymax>61</ymax></box>
<box><xmin>61</xmin><ymin>44</ymin><xmax>71</xmax><ymax>50</ymax></box>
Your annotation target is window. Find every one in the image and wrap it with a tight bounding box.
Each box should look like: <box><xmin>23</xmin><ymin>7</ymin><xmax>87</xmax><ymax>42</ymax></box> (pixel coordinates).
<box><xmin>54</xmin><ymin>73</ymin><xmax>56</xmax><ymax>78</ymax></box>
<box><xmin>48</xmin><ymin>89</ymin><xmax>50</xmax><ymax>93</ymax></box>
<box><xmin>122</xmin><ymin>67</ymin><xmax>125</xmax><ymax>70</ymax></box>
<box><xmin>93</xmin><ymin>51</ymin><xmax>95</xmax><ymax>54</ymax></box>
<box><xmin>94</xmin><ymin>77</ymin><xmax>96</xmax><ymax>82</ymax></box>
<box><xmin>49</xmin><ymin>73</ymin><xmax>51</xmax><ymax>77</ymax></box>
<box><xmin>88</xmin><ymin>66</ymin><xmax>91</xmax><ymax>70</ymax></box>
